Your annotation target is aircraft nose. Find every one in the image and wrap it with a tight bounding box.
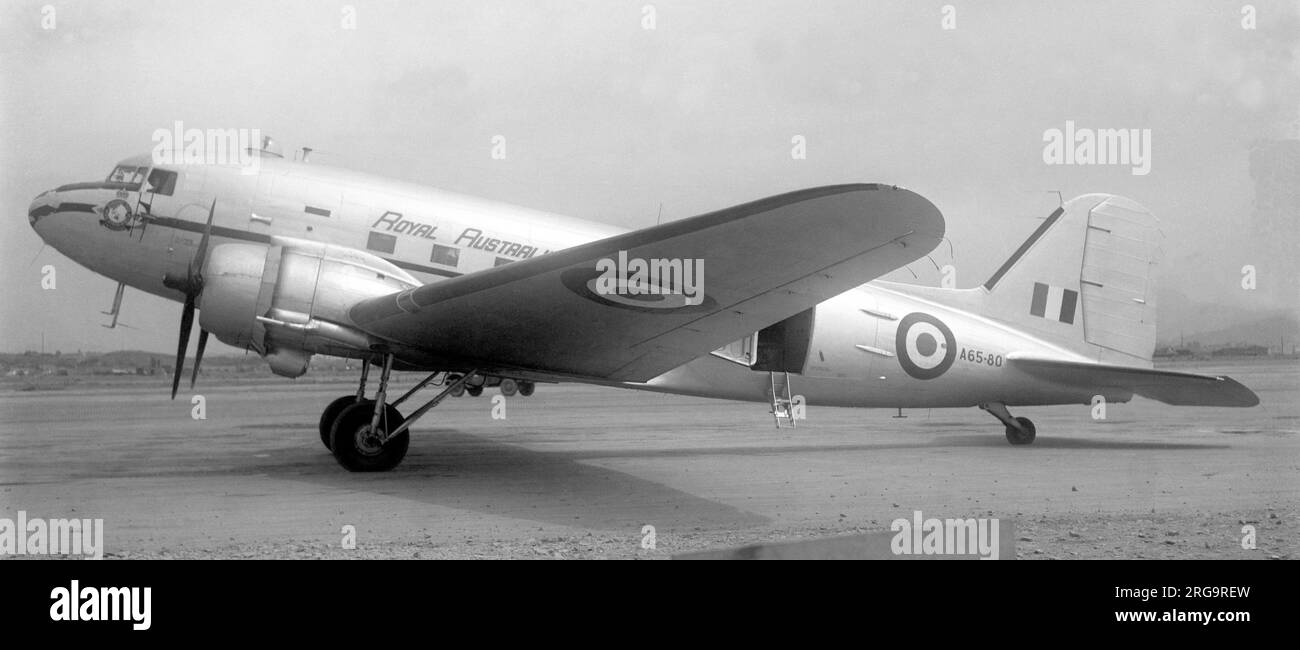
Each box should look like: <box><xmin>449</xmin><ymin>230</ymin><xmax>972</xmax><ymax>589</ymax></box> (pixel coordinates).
<box><xmin>29</xmin><ymin>190</ymin><xmax>58</xmax><ymax>233</ymax></box>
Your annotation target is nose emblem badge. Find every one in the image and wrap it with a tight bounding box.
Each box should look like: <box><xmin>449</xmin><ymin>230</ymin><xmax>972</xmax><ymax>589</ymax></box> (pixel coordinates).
<box><xmin>98</xmin><ymin>198</ymin><xmax>137</xmax><ymax>231</ymax></box>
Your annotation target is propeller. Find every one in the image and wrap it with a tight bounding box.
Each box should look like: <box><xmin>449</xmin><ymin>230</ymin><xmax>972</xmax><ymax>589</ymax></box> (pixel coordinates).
<box><xmin>191</xmin><ymin>329</ymin><xmax>209</xmax><ymax>389</ymax></box>
<box><xmin>162</xmin><ymin>199</ymin><xmax>217</xmax><ymax>399</ymax></box>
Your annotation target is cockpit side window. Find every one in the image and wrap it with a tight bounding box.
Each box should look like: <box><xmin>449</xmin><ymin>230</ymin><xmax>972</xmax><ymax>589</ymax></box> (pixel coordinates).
<box><xmin>106</xmin><ymin>165</ymin><xmax>145</xmax><ymax>188</ymax></box>
<box><xmin>147</xmin><ymin>168</ymin><xmax>178</xmax><ymax>196</ymax></box>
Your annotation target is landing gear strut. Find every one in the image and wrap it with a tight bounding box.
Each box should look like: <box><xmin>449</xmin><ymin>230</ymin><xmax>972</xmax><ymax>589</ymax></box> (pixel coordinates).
<box><xmin>328</xmin><ymin>354</ymin><xmax>408</xmax><ymax>471</ymax></box>
<box><xmin>319</xmin><ymin>356</ymin><xmax>479</xmax><ymax>472</ymax></box>
<box><xmin>979</xmin><ymin>402</ymin><xmax>1036</xmax><ymax>445</ymax></box>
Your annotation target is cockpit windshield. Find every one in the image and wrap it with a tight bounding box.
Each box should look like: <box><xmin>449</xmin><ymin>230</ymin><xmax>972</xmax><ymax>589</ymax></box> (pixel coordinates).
<box><xmin>106</xmin><ymin>165</ymin><xmax>147</xmax><ymax>187</ymax></box>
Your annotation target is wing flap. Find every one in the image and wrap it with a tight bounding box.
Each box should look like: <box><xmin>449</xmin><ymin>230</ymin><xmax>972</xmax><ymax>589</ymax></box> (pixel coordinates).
<box><xmin>349</xmin><ymin>184</ymin><xmax>944</xmax><ymax>381</ymax></box>
<box><xmin>1008</xmin><ymin>355</ymin><xmax>1259</xmax><ymax>407</ymax></box>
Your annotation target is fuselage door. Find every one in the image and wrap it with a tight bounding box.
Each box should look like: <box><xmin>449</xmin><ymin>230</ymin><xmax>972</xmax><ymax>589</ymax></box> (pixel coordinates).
<box><xmin>711</xmin><ymin>333</ymin><xmax>757</xmax><ymax>366</ymax></box>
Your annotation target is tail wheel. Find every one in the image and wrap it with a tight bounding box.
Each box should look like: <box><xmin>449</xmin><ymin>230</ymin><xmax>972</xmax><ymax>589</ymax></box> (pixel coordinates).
<box><xmin>329</xmin><ymin>402</ymin><xmax>409</xmax><ymax>472</ymax></box>
<box><xmin>1005</xmin><ymin>416</ymin><xmax>1036</xmax><ymax>445</ymax></box>
<box><xmin>319</xmin><ymin>395</ymin><xmax>363</xmax><ymax>450</ymax></box>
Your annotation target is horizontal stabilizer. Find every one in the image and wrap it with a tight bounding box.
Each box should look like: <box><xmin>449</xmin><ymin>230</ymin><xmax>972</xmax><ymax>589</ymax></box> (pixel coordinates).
<box><xmin>1008</xmin><ymin>355</ymin><xmax>1259</xmax><ymax>407</ymax></box>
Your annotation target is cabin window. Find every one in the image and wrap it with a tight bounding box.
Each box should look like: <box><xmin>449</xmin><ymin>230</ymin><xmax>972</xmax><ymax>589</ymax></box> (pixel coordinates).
<box><xmin>146</xmin><ymin>169</ymin><xmax>178</xmax><ymax>196</ymax></box>
<box><xmin>430</xmin><ymin>244</ymin><xmax>459</xmax><ymax>267</ymax></box>
<box><xmin>367</xmin><ymin>232</ymin><xmax>397</xmax><ymax>254</ymax></box>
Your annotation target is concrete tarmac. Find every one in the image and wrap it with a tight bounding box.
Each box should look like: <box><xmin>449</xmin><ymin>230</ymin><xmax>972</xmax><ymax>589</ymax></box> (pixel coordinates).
<box><xmin>1</xmin><ymin>359</ymin><xmax>1295</xmax><ymax>559</ymax></box>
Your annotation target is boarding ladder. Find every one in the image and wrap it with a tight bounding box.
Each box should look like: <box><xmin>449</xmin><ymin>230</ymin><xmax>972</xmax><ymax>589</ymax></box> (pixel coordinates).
<box><xmin>769</xmin><ymin>371</ymin><xmax>796</xmax><ymax>429</ymax></box>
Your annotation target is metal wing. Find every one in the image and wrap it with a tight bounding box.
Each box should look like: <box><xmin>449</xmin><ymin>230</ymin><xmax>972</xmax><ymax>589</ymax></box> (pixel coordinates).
<box><xmin>349</xmin><ymin>184</ymin><xmax>945</xmax><ymax>381</ymax></box>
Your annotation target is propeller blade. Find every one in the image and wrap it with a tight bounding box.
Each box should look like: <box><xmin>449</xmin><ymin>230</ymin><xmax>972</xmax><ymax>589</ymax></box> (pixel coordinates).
<box><xmin>191</xmin><ymin>329</ymin><xmax>209</xmax><ymax>388</ymax></box>
<box><xmin>171</xmin><ymin>296</ymin><xmax>196</xmax><ymax>400</ymax></box>
<box><xmin>191</xmin><ymin>199</ymin><xmax>217</xmax><ymax>277</ymax></box>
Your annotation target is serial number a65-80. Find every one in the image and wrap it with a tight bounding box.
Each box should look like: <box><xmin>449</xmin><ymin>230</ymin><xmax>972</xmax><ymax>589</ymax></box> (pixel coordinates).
<box><xmin>959</xmin><ymin>347</ymin><xmax>1003</xmax><ymax>367</ymax></box>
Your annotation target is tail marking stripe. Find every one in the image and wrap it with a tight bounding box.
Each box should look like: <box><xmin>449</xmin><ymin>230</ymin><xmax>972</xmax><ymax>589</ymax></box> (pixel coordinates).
<box><xmin>1030</xmin><ymin>282</ymin><xmax>1049</xmax><ymax>317</ymax></box>
<box><xmin>1060</xmin><ymin>289</ymin><xmax>1078</xmax><ymax>324</ymax></box>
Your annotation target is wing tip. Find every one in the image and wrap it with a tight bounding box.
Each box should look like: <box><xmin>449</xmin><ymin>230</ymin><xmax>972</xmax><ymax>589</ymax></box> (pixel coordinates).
<box><xmin>1215</xmin><ymin>376</ymin><xmax>1261</xmax><ymax>407</ymax></box>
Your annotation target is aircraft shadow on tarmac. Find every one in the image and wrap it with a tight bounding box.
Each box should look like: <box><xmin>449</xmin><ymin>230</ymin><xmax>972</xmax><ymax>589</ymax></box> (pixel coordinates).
<box><xmin>269</xmin><ymin>430</ymin><xmax>772</xmax><ymax>531</ymax></box>
<box><xmin>236</xmin><ymin>424</ymin><xmax>1232</xmax><ymax>458</ymax></box>
<box><xmin>931</xmin><ymin>435</ymin><xmax>1230</xmax><ymax>451</ymax></box>
<box><xmin>231</xmin><ymin>425</ymin><xmax>1233</xmax><ymax>530</ymax></box>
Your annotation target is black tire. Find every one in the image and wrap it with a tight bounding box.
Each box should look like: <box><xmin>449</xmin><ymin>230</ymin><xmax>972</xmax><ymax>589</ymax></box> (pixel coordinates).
<box><xmin>518</xmin><ymin>381</ymin><xmax>534</xmax><ymax>397</ymax></box>
<box><xmin>499</xmin><ymin>379</ymin><xmax>518</xmax><ymax>396</ymax></box>
<box><xmin>329</xmin><ymin>402</ymin><xmax>409</xmax><ymax>472</ymax></box>
<box><xmin>449</xmin><ymin>376</ymin><xmax>465</xmax><ymax>397</ymax></box>
<box><xmin>1005</xmin><ymin>416</ymin><xmax>1036</xmax><ymax>445</ymax></box>
<box><xmin>319</xmin><ymin>395</ymin><xmax>362</xmax><ymax>450</ymax></box>
<box><xmin>466</xmin><ymin>384</ymin><xmax>483</xmax><ymax>397</ymax></box>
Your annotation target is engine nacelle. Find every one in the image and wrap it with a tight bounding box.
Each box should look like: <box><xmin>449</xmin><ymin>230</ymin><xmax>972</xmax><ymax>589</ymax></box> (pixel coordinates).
<box><xmin>198</xmin><ymin>236</ymin><xmax>419</xmax><ymax>377</ymax></box>
<box><xmin>199</xmin><ymin>243</ymin><xmax>269</xmax><ymax>353</ymax></box>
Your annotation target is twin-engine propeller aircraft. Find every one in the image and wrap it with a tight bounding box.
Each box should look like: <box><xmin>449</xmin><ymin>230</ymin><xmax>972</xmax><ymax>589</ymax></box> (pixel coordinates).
<box><xmin>28</xmin><ymin>139</ymin><xmax>1259</xmax><ymax>471</ymax></box>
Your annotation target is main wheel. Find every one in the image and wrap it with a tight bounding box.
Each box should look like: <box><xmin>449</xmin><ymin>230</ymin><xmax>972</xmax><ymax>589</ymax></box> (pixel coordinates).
<box><xmin>499</xmin><ymin>379</ymin><xmax>518</xmax><ymax>396</ymax></box>
<box><xmin>518</xmin><ymin>381</ymin><xmax>535</xmax><ymax>397</ymax></box>
<box><xmin>319</xmin><ymin>395</ymin><xmax>362</xmax><ymax>450</ymax></box>
<box><xmin>329</xmin><ymin>402</ymin><xmax>409</xmax><ymax>472</ymax></box>
<box><xmin>1005</xmin><ymin>416</ymin><xmax>1036</xmax><ymax>445</ymax></box>
<box><xmin>466</xmin><ymin>384</ymin><xmax>483</xmax><ymax>397</ymax></box>
<box><xmin>448</xmin><ymin>375</ymin><xmax>466</xmax><ymax>397</ymax></box>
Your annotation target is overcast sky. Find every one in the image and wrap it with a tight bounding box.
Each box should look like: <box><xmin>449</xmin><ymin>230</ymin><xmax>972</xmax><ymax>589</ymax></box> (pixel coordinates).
<box><xmin>1</xmin><ymin>0</ymin><xmax>1296</xmax><ymax>354</ymax></box>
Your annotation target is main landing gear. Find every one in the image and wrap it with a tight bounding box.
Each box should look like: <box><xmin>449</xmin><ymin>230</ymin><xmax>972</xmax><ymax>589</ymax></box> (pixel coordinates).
<box><xmin>317</xmin><ymin>357</ymin><xmax>539</xmax><ymax>471</ymax></box>
<box><xmin>979</xmin><ymin>402</ymin><xmax>1036</xmax><ymax>445</ymax></box>
<box><xmin>320</xmin><ymin>354</ymin><xmax>479</xmax><ymax>472</ymax></box>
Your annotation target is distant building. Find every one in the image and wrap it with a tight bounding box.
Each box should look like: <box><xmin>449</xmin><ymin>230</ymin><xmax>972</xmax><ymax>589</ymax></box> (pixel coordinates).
<box><xmin>1211</xmin><ymin>345</ymin><xmax>1269</xmax><ymax>357</ymax></box>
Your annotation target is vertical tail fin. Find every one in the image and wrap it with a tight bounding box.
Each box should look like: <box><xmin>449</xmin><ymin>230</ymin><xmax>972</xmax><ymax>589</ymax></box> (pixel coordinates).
<box><xmin>981</xmin><ymin>194</ymin><xmax>1162</xmax><ymax>366</ymax></box>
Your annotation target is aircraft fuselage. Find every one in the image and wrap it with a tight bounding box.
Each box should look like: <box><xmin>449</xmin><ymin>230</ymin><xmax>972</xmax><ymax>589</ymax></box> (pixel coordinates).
<box><xmin>28</xmin><ymin>153</ymin><xmax>1118</xmax><ymax>412</ymax></box>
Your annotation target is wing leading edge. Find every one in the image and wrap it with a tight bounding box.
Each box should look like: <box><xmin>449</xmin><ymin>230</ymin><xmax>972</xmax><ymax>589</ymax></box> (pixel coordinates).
<box><xmin>1008</xmin><ymin>355</ymin><xmax>1260</xmax><ymax>407</ymax></box>
<box><xmin>349</xmin><ymin>184</ymin><xmax>945</xmax><ymax>381</ymax></box>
